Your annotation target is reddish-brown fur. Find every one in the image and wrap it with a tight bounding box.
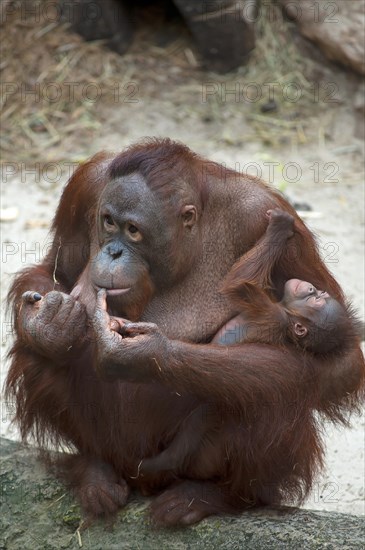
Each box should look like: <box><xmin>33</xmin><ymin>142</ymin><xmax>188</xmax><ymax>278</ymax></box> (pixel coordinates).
<box><xmin>5</xmin><ymin>138</ymin><xmax>365</xmax><ymax>526</ymax></box>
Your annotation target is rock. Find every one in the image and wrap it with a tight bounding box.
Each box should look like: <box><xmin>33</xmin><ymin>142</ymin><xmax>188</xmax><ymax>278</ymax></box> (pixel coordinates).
<box><xmin>61</xmin><ymin>0</ymin><xmax>133</xmax><ymax>55</ymax></box>
<box><xmin>62</xmin><ymin>0</ymin><xmax>255</xmax><ymax>73</ymax></box>
<box><xmin>170</xmin><ymin>0</ymin><xmax>256</xmax><ymax>72</ymax></box>
<box><xmin>1</xmin><ymin>437</ymin><xmax>364</xmax><ymax>550</ymax></box>
<box><xmin>279</xmin><ymin>0</ymin><xmax>365</xmax><ymax>75</ymax></box>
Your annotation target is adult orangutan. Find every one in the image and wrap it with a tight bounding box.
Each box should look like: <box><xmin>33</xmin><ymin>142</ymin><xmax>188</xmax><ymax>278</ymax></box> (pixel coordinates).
<box><xmin>5</xmin><ymin>139</ymin><xmax>364</xmax><ymax>526</ymax></box>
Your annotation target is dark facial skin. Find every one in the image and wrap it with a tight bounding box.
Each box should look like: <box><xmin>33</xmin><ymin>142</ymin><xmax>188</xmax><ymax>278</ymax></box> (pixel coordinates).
<box><xmin>89</xmin><ymin>173</ymin><xmax>199</xmax><ymax>320</ymax></box>
<box><xmin>89</xmin><ymin>175</ymin><xmax>157</xmax><ymax>319</ymax></box>
<box><xmin>92</xmin><ymin>175</ymin><xmax>161</xmax><ymax>289</ymax></box>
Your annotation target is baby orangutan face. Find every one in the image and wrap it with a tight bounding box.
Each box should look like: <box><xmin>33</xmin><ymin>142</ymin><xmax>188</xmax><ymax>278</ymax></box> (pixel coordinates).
<box><xmin>281</xmin><ymin>279</ymin><xmax>342</xmax><ymax>340</ymax></box>
<box><xmin>282</xmin><ymin>279</ymin><xmax>330</xmax><ymax>310</ymax></box>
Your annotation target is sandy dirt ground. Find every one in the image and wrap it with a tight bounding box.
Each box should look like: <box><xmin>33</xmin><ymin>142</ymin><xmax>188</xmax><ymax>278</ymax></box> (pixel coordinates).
<box><xmin>1</xmin><ymin>2</ymin><xmax>364</xmax><ymax>517</ymax></box>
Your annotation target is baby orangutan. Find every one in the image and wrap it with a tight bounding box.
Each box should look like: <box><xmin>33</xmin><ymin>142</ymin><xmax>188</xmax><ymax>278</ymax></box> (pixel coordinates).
<box><xmin>140</xmin><ymin>208</ymin><xmax>355</xmax><ymax>475</ymax></box>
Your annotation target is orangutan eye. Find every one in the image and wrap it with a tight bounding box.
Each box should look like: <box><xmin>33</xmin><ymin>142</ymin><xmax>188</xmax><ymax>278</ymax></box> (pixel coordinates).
<box><xmin>104</xmin><ymin>215</ymin><xmax>115</xmax><ymax>229</ymax></box>
<box><xmin>126</xmin><ymin>223</ymin><xmax>142</xmax><ymax>241</ymax></box>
